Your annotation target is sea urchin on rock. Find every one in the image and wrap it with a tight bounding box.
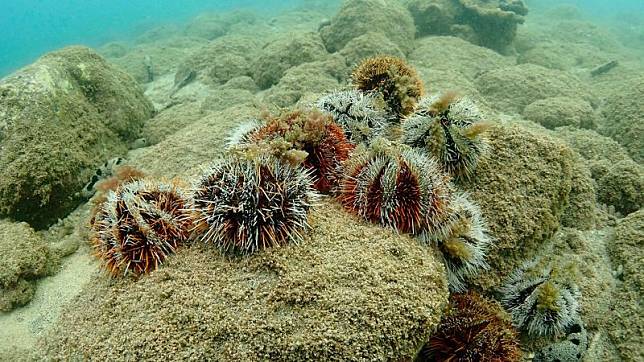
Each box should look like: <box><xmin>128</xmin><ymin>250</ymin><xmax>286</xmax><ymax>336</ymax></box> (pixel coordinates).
<box><xmin>339</xmin><ymin>138</ymin><xmax>453</xmax><ymax>237</ymax></box>
<box><xmin>402</xmin><ymin>92</ymin><xmax>489</xmax><ymax>179</ymax></box>
<box><xmin>418</xmin><ymin>292</ymin><xmax>522</xmax><ymax>362</ymax></box>
<box><xmin>352</xmin><ymin>55</ymin><xmax>424</xmax><ymax>118</ymax></box>
<box><xmin>91</xmin><ymin>179</ymin><xmax>194</xmax><ymax>277</ymax></box>
<box><xmin>190</xmin><ymin>156</ymin><xmax>318</xmax><ymax>254</ymax></box>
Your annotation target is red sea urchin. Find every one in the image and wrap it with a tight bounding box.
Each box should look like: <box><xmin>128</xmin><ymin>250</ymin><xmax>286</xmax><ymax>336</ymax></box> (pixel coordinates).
<box><xmin>91</xmin><ymin>180</ymin><xmax>193</xmax><ymax>277</ymax></box>
<box><xmin>190</xmin><ymin>156</ymin><xmax>318</xmax><ymax>254</ymax></box>
<box><xmin>418</xmin><ymin>292</ymin><xmax>522</xmax><ymax>362</ymax></box>
<box><xmin>229</xmin><ymin>109</ymin><xmax>355</xmax><ymax>193</ymax></box>
<box><xmin>339</xmin><ymin>139</ymin><xmax>453</xmax><ymax>237</ymax></box>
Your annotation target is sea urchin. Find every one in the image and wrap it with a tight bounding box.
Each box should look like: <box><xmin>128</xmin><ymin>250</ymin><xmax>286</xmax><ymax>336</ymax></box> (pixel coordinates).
<box><xmin>91</xmin><ymin>179</ymin><xmax>194</xmax><ymax>277</ymax></box>
<box><xmin>190</xmin><ymin>156</ymin><xmax>318</xmax><ymax>254</ymax></box>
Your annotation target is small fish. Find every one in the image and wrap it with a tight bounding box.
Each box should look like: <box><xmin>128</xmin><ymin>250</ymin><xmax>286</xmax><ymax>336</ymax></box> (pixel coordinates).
<box><xmin>80</xmin><ymin>157</ymin><xmax>125</xmax><ymax>199</ymax></box>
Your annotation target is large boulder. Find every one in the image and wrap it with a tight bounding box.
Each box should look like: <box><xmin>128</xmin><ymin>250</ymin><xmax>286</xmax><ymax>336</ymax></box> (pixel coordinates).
<box><xmin>41</xmin><ymin>202</ymin><xmax>449</xmax><ymax>361</ymax></box>
<box><xmin>0</xmin><ymin>46</ymin><xmax>153</xmax><ymax>228</ymax></box>
<box><xmin>599</xmin><ymin>75</ymin><xmax>644</xmax><ymax>163</ymax></box>
<box><xmin>522</xmin><ymin>96</ymin><xmax>598</xmax><ymax>130</ymax></box>
<box><xmin>474</xmin><ymin>63</ymin><xmax>594</xmax><ymax>114</ymax></box>
<box><xmin>320</xmin><ymin>0</ymin><xmax>416</xmax><ymax>54</ymax></box>
<box><xmin>606</xmin><ymin>210</ymin><xmax>644</xmax><ymax>361</ymax></box>
<box><xmin>339</xmin><ymin>32</ymin><xmax>405</xmax><ymax>67</ymax></box>
<box><xmin>252</xmin><ymin>32</ymin><xmax>328</xmax><ymax>89</ymax></box>
<box><xmin>460</xmin><ymin>125</ymin><xmax>576</xmax><ymax>288</ymax></box>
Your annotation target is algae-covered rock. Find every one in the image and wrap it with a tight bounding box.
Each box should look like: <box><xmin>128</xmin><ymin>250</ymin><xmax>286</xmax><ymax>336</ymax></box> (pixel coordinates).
<box><xmin>339</xmin><ymin>32</ymin><xmax>405</xmax><ymax>67</ymax></box>
<box><xmin>141</xmin><ymin>101</ymin><xmax>206</xmax><ymax>146</ymax></box>
<box><xmin>475</xmin><ymin>63</ymin><xmax>594</xmax><ymax>114</ymax></box>
<box><xmin>320</xmin><ymin>0</ymin><xmax>415</xmax><ymax>54</ymax></box>
<box><xmin>562</xmin><ymin>158</ymin><xmax>597</xmax><ymax>230</ymax></box>
<box><xmin>522</xmin><ymin>97</ymin><xmax>598</xmax><ymax>130</ymax></box>
<box><xmin>175</xmin><ymin>35</ymin><xmax>263</xmax><ymax>87</ymax></box>
<box><xmin>599</xmin><ymin>75</ymin><xmax>644</xmax><ymax>163</ymax></box>
<box><xmin>183</xmin><ymin>10</ymin><xmax>257</xmax><ymax>40</ymax></box>
<box><xmin>517</xmin><ymin>41</ymin><xmax>610</xmax><ymax>71</ymax></box>
<box><xmin>253</xmin><ymin>32</ymin><xmax>328</xmax><ymax>89</ymax></box>
<box><xmin>0</xmin><ymin>220</ymin><xmax>55</xmax><ymax>312</ymax></box>
<box><xmin>41</xmin><ymin>201</ymin><xmax>449</xmax><ymax>361</ymax></box>
<box><xmin>405</xmin><ymin>0</ymin><xmax>460</xmax><ymax>36</ymax></box>
<box><xmin>0</xmin><ymin>46</ymin><xmax>153</xmax><ymax>228</ymax></box>
<box><xmin>457</xmin><ymin>0</ymin><xmax>527</xmax><ymax>54</ymax></box>
<box><xmin>606</xmin><ymin>210</ymin><xmax>644</xmax><ymax>361</ymax></box>
<box><xmin>460</xmin><ymin>125</ymin><xmax>574</xmax><ymax>289</ymax></box>
<box><xmin>409</xmin><ymin>36</ymin><xmax>513</xmax><ymax>81</ymax></box>
<box><xmin>260</xmin><ymin>55</ymin><xmax>347</xmax><ymax>108</ymax></box>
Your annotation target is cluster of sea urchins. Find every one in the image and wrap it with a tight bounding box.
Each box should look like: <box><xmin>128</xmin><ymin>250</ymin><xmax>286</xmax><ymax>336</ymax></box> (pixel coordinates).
<box><xmin>90</xmin><ymin>179</ymin><xmax>193</xmax><ymax>276</ymax></box>
<box><xmin>402</xmin><ymin>91</ymin><xmax>490</xmax><ymax>179</ymax></box>
<box><xmin>227</xmin><ymin>109</ymin><xmax>354</xmax><ymax>194</ymax></box>
<box><xmin>189</xmin><ymin>156</ymin><xmax>318</xmax><ymax>254</ymax></box>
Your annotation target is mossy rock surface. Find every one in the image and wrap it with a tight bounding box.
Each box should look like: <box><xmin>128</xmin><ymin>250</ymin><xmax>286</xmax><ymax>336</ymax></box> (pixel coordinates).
<box><xmin>522</xmin><ymin>96</ymin><xmax>598</xmax><ymax>130</ymax></box>
<box><xmin>606</xmin><ymin>210</ymin><xmax>644</xmax><ymax>361</ymax></box>
<box><xmin>320</xmin><ymin>0</ymin><xmax>415</xmax><ymax>54</ymax></box>
<box><xmin>339</xmin><ymin>32</ymin><xmax>405</xmax><ymax>67</ymax></box>
<box><xmin>253</xmin><ymin>32</ymin><xmax>328</xmax><ymax>89</ymax></box>
<box><xmin>41</xmin><ymin>201</ymin><xmax>449</xmax><ymax>361</ymax></box>
<box><xmin>460</xmin><ymin>125</ymin><xmax>574</xmax><ymax>288</ymax></box>
<box><xmin>474</xmin><ymin>64</ymin><xmax>594</xmax><ymax>114</ymax></box>
<box><xmin>599</xmin><ymin>75</ymin><xmax>644</xmax><ymax>163</ymax></box>
<box><xmin>0</xmin><ymin>220</ymin><xmax>56</xmax><ymax>312</ymax></box>
<box><xmin>0</xmin><ymin>46</ymin><xmax>153</xmax><ymax>228</ymax></box>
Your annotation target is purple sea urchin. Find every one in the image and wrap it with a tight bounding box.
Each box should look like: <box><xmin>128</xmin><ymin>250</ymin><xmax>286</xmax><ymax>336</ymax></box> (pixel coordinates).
<box><xmin>425</xmin><ymin>192</ymin><xmax>492</xmax><ymax>292</ymax></box>
<box><xmin>418</xmin><ymin>292</ymin><xmax>522</xmax><ymax>362</ymax></box>
<box><xmin>499</xmin><ymin>258</ymin><xmax>581</xmax><ymax>336</ymax></box>
<box><xmin>402</xmin><ymin>92</ymin><xmax>490</xmax><ymax>179</ymax></box>
<box><xmin>190</xmin><ymin>156</ymin><xmax>318</xmax><ymax>254</ymax></box>
<box><xmin>352</xmin><ymin>55</ymin><xmax>424</xmax><ymax>118</ymax></box>
<box><xmin>91</xmin><ymin>180</ymin><xmax>193</xmax><ymax>277</ymax></box>
<box><xmin>316</xmin><ymin>90</ymin><xmax>390</xmax><ymax>144</ymax></box>
<box><xmin>339</xmin><ymin>139</ymin><xmax>453</xmax><ymax>236</ymax></box>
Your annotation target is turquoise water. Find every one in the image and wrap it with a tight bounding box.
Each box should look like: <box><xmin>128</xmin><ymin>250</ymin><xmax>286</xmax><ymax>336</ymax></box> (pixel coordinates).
<box><xmin>0</xmin><ymin>0</ymin><xmax>329</xmax><ymax>77</ymax></box>
<box><xmin>1</xmin><ymin>0</ymin><xmax>642</xmax><ymax>77</ymax></box>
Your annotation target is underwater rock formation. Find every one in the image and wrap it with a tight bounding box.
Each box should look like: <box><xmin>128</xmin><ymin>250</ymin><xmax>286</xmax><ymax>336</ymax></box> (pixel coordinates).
<box><xmin>0</xmin><ymin>46</ymin><xmax>153</xmax><ymax>228</ymax></box>
<box><xmin>404</xmin><ymin>0</ymin><xmax>528</xmax><ymax>54</ymax></box>
<box><xmin>418</xmin><ymin>292</ymin><xmax>521</xmax><ymax>361</ymax></box>
<box><xmin>320</xmin><ymin>0</ymin><xmax>416</xmax><ymax>54</ymax></box>
<box><xmin>459</xmin><ymin>125</ymin><xmax>575</xmax><ymax>289</ymax></box>
<box><xmin>522</xmin><ymin>97</ymin><xmax>598</xmax><ymax>130</ymax></box>
<box><xmin>606</xmin><ymin>210</ymin><xmax>644</xmax><ymax>361</ymax></box>
<box><xmin>599</xmin><ymin>75</ymin><xmax>644</xmax><ymax>163</ymax></box>
<box><xmin>533</xmin><ymin>320</ymin><xmax>588</xmax><ymax>362</ymax></box>
<box><xmin>41</xmin><ymin>201</ymin><xmax>449</xmax><ymax>361</ymax></box>
<box><xmin>252</xmin><ymin>32</ymin><xmax>328</xmax><ymax>89</ymax></box>
<box><xmin>191</xmin><ymin>156</ymin><xmax>318</xmax><ymax>254</ymax></box>
<box><xmin>474</xmin><ymin>63</ymin><xmax>594</xmax><ymax>114</ymax></box>
<box><xmin>0</xmin><ymin>221</ymin><xmax>59</xmax><ymax>312</ymax></box>
<box><xmin>338</xmin><ymin>32</ymin><xmax>405</xmax><ymax>68</ymax></box>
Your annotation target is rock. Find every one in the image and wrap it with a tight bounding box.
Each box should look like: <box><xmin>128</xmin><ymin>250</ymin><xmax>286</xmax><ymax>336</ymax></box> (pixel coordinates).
<box><xmin>457</xmin><ymin>0</ymin><xmax>527</xmax><ymax>54</ymax></box>
<box><xmin>0</xmin><ymin>46</ymin><xmax>153</xmax><ymax>228</ymax></box>
<box><xmin>183</xmin><ymin>10</ymin><xmax>257</xmax><ymax>40</ymax></box>
<box><xmin>404</xmin><ymin>0</ymin><xmax>460</xmax><ymax>36</ymax></box>
<box><xmin>522</xmin><ymin>97</ymin><xmax>598</xmax><ymax>130</ymax></box>
<box><xmin>199</xmin><ymin>88</ymin><xmax>257</xmax><ymax>114</ymax></box>
<box><xmin>253</xmin><ymin>32</ymin><xmax>328</xmax><ymax>89</ymax></box>
<box><xmin>474</xmin><ymin>63</ymin><xmax>594</xmax><ymax>114</ymax></box>
<box><xmin>175</xmin><ymin>35</ymin><xmax>264</xmax><ymax>87</ymax></box>
<box><xmin>260</xmin><ymin>55</ymin><xmax>347</xmax><ymax>108</ymax></box>
<box><xmin>409</xmin><ymin>36</ymin><xmax>513</xmax><ymax>81</ymax></box>
<box><xmin>339</xmin><ymin>32</ymin><xmax>405</xmax><ymax>67</ymax></box>
<box><xmin>517</xmin><ymin>41</ymin><xmax>610</xmax><ymax>71</ymax></box>
<box><xmin>0</xmin><ymin>220</ymin><xmax>56</xmax><ymax>312</ymax></box>
<box><xmin>222</xmin><ymin>76</ymin><xmax>259</xmax><ymax>93</ymax></box>
<box><xmin>141</xmin><ymin>101</ymin><xmax>206</xmax><ymax>146</ymax></box>
<box><xmin>606</xmin><ymin>210</ymin><xmax>644</xmax><ymax>361</ymax></box>
<box><xmin>562</xmin><ymin>158</ymin><xmax>597</xmax><ymax>230</ymax></box>
<box><xmin>41</xmin><ymin>202</ymin><xmax>449</xmax><ymax>361</ymax></box>
<box><xmin>594</xmin><ymin>160</ymin><xmax>643</xmax><ymax>216</ymax></box>
<box><xmin>320</xmin><ymin>0</ymin><xmax>415</xmax><ymax>54</ymax></box>
<box><xmin>552</xmin><ymin>128</ymin><xmax>643</xmax><ymax>216</ymax></box>
<box><xmin>460</xmin><ymin>125</ymin><xmax>575</xmax><ymax>289</ymax></box>
<box><xmin>599</xmin><ymin>75</ymin><xmax>644</xmax><ymax>163</ymax></box>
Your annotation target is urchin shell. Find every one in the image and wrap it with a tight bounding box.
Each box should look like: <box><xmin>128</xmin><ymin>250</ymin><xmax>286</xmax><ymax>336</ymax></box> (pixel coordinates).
<box><xmin>499</xmin><ymin>259</ymin><xmax>582</xmax><ymax>336</ymax></box>
<box><xmin>352</xmin><ymin>55</ymin><xmax>424</xmax><ymax>117</ymax></box>
<box><xmin>402</xmin><ymin>94</ymin><xmax>488</xmax><ymax>179</ymax></box>
<box><xmin>91</xmin><ymin>180</ymin><xmax>193</xmax><ymax>277</ymax></box>
<box><xmin>339</xmin><ymin>143</ymin><xmax>453</xmax><ymax>236</ymax></box>
<box><xmin>425</xmin><ymin>192</ymin><xmax>493</xmax><ymax>292</ymax></box>
<box><xmin>190</xmin><ymin>156</ymin><xmax>318</xmax><ymax>253</ymax></box>
<box><xmin>419</xmin><ymin>292</ymin><xmax>522</xmax><ymax>362</ymax></box>
<box><xmin>316</xmin><ymin>90</ymin><xmax>390</xmax><ymax>143</ymax></box>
